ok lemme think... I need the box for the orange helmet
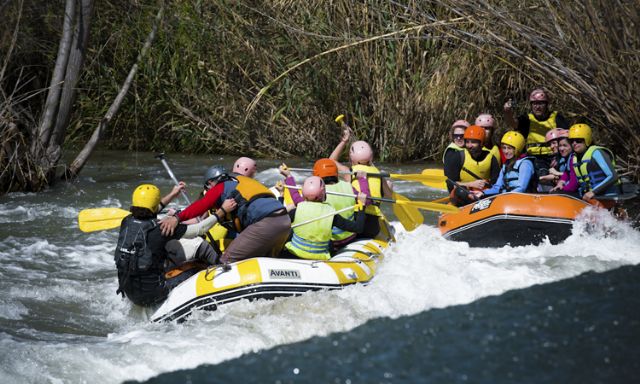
[463,125,486,145]
[313,158,338,179]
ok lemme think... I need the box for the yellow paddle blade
[78,208,130,233]
[395,199,459,214]
[420,169,448,190]
[391,192,424,231]
[387,172,447,184]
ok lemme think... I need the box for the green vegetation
[2,0,638,192]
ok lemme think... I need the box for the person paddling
[280,158,369,249]
[444,125,500,206]
[281,176,367,260]
[329,127,393,239]
[114,184,235,307]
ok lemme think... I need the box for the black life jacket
[114,215,167,306]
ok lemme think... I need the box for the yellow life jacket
[351,164,383,216]
[526,111,558,156]
[572,145,621,195]
[460,148,493,182]
[285,201,335,260]
[325,180,356,241]
[206,223,229,251]
[442,142,465,163]
[219,175,276,232]
[486,144,501,162]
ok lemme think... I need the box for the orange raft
[438,193,591,247]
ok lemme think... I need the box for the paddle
[420,169,448,190]
[78,207,130,233]
[155,153,217,244]
[155,153,193,205]
[291,205,358,229]
[284,185,458,214]
[286,167,447,185]
[391,192,424,231]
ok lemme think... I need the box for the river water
[1,151,638,383]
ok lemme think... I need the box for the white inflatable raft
[150,238,389,322]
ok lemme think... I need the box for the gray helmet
[203,165,229,186]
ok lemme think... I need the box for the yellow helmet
[132,184,161,212]
[501,131,526,155]
[568,123,592,146]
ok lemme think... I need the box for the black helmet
[203,165,229,187]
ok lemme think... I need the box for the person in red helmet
[474,113,503,163]
[232,157,258,178]
[442,119,470,164]
[443,125,500,206]
[503,88,569,156]
[281,176,367,260]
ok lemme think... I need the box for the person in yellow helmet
[567,123,621,201]
[480,131,536,196]
[114,184,236,307]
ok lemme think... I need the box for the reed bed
[1,0,638,193]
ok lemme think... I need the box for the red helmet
[451,119,470,129]
[302,176,326,202]
[545,128,569,143]
[474,114,495,128]
[529,88,549,102]
[313,158,338,179]
[349,141,373,164]
[233,157,257,177]
[463,125,486,145]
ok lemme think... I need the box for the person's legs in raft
[220,213,291,264]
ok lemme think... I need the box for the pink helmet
[545,128,569,143]
[302,176,326,202]
[451,119,470,129]
[349,141,373,164]
[529,88,549,102]
[475,114,495,128]
[233,157,257,177]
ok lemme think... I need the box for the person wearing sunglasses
[567,123,621,201]
[442,119,470,164]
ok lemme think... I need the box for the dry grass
[1,0,639,194]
